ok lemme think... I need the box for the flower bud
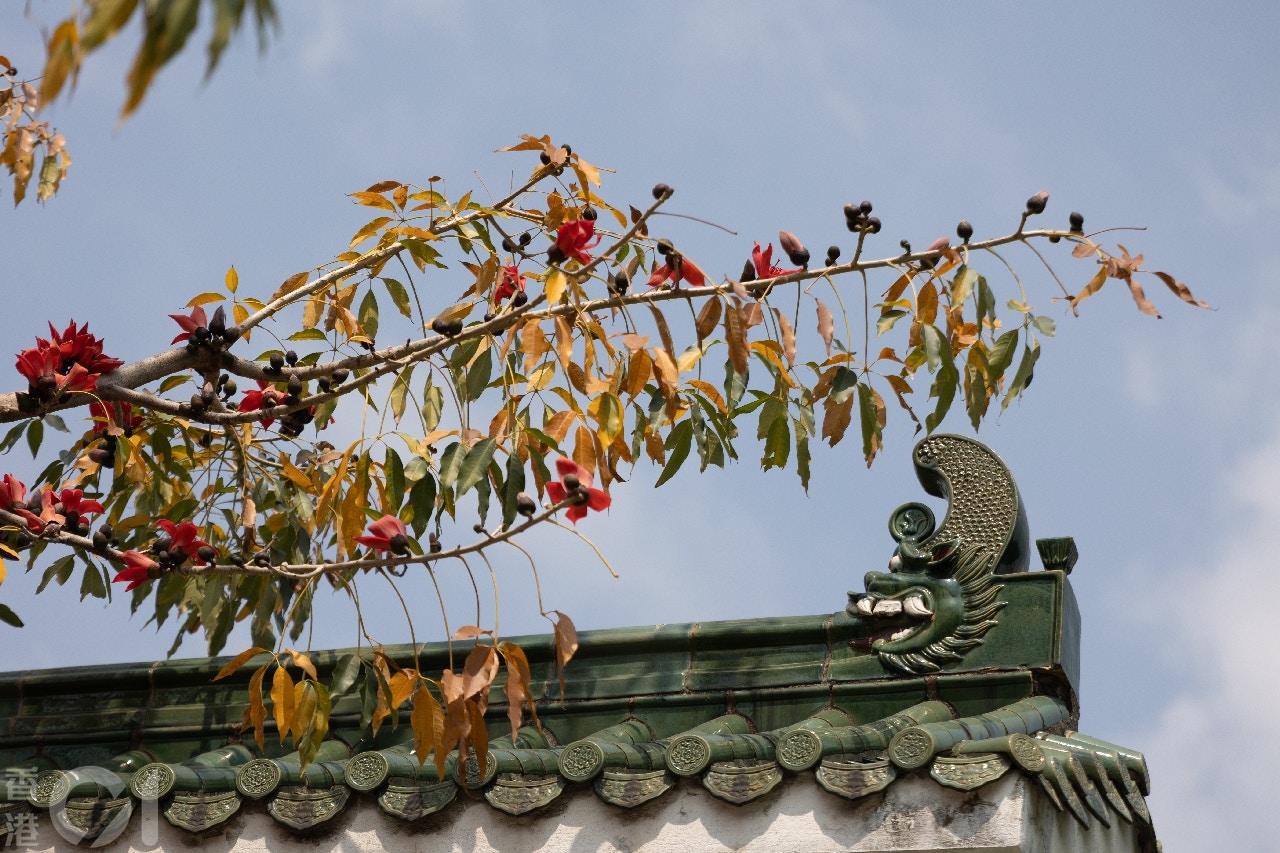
[652,183,673,200]
[516,492,537,516]
[389,533,409,555]
[269,352,285,371]
[1026,191,1049,215]
[1069,211,1084,233]
[957,220,973,243]
[209,306,227,337]
[332,368,349,385]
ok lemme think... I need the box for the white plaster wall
[25,773,1145,853]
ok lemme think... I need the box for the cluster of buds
[844,201,881,235]
[170,305,239,350]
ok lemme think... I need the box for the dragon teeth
[872,599,902,616]
[903,594,933,617]
[890,627,913,641]
[855,597,875,616]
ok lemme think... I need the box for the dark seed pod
[189,393,206,412]
[512,291,528,307]
[539,151,551,165]
[900,239,912,253]
[581,206,597,221]
[1026,191,1049,215]
[191,326,211,345]
[652,182,673,200]
[547,245,566,265]
[287,375,303,397]
[253,550,270,567]
[197,545,218,564]
[609,271,630,294]
[501,237,518,253]
[957,220,973,243]
[428,532,442,553]
[843,203,861,220]
[75,519,90,537]
[656,238,674,256]
[483,311,496,323]
[209,306,226,337]
[518,232,532,247]
[860,200,873,214]
[826,245,841,264]
[269,352,285,371]
[221,328,241,344]
[516,492,537,516]
[331,368,349,385]
[446,320,464,335]
[1069,211,1084,233]
[261,389,279,408]
[865,217,882,235]
[285,350,298,366]
[741,260,757,283]
[88,448,114,466]
[389,533,410,555]
[92,527,110,551]
[431,318,451,335]
[1049,235,1061,243]
[222,379,237,396]
[562,473,580,492]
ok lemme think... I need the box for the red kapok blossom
[554,220,599,265]
[647,256,707,288]
[156,519,215,566]
[13,487,62,532]
[545,458,611,524]
[494,266,527,304]
[89,401,143,434]
[750,242,800,280]
[169,305,209,344]
[240,380,279,428]
[113,551,158,591]
[0,474,26,510]
[45,320,124,375]
[356,515,410,555]
[57,488,104,519]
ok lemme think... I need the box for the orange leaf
[365,180,402,193]
[773,308,797,367]
[214,646,270,681]
[498,641,539,737]
[695,298,723,343]
[725,299,749,375]
[271,666,295,742]
[554,316,574,370]
[816,300,835,357]
[625,348,653,400]
[411,685,441,768]
[350,190,396,210]
[271,271,309,301]
[248,665,268,751]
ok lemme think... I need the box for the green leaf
[465,348,493,403]
[921,324,945,373]
[43,414,69,433]
[37,556,75,593]
[1031,315,1057,337]
[976,275,996,325]
[655,420,693,487]
[761,412,790,470]
[0,423,26,453]
[501,452,526,530]
[390,364,413,424]
[79,563,107,601]
[876,309,908,336]
[829,365,859,404]
[382,278,413,319]
[407,475,437,538]
[756,397,786,441]
[987,329,1019,385]
[403,454,430,485]
[724,360,749,411]
[385,447,405,509]
[1001,341,1041,412]
[329,653,362,696]
[358,288,379,342]
[796,432,812,491]
[455,439,497,497]
[158,373,191,393]
[421,376,444,431]
[26,419,43,459]
[0,603,23,628]
[287,328,329,342]
[858,384,885,463]
[952,265,978,304]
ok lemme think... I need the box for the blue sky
[3,2,1279,849]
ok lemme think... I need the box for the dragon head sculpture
[846,434,1028,675]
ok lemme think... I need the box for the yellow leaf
[271,271,309,301]
[248,665,268,751]
[303,294,325,329]
[554,316,573,370]
[0,541,19,560]
[226,266,239,294]
[411,686,441,767]
[271,666,294,742]
[527,362,555,392]
[233,303,249,326]
[676,347,703,374]
[281,457,313,490]
[289,650,318,681]
[213,646,270,681]
[185,291,225,307]
[545,268,568,304]
[350,191,396,210]
[350,216,393,249]
[0,557,5,586]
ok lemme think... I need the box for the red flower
[89,401,143,434]
[545,458,610,524]
[14,487,62,532]
[750,242,799,280]
[169,305,209,344]
[57,488,104,519]
[647,256,707,288]
[156,519,215,565]
[554,220,599,265]
[240,380,279,428]
[0,474,26,510]
[113,551,158,591]
[15,321,121,395]
[45,321,124,375]
[494,266,527,303]
[356,515,410,555]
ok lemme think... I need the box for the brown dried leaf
[816,300,835,356]
[647,305,677,366]
[411,685,440,768]
[1125,278,1161,318]
[550,611,579,698]
[739,301,764,330]
[625,348,652,399]
[621,333,650,353]
[389,670,417,711]
[554,316,574,370]
[271,271,309,301]
[1072,241,1099,259]
[366,180,402,193]
[1153,272,1210,309]
[916,281,939,326]
[822,395,854,447]
[498,641,539,737]
[695,298,723,343]
[725,299,749,374]
[773,308,797,367]
[1068,266,1109,313]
